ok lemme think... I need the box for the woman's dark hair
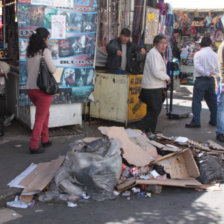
[153,34,166,45]
[26,27,50,57]
[200,36,212,47]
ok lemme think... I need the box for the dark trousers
[191,77,217,125]
[28,89,52,148]
[137,88,165,133]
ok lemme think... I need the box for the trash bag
[196,152,224,184]
[68,138,122,201]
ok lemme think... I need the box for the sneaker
[216,134,224,143]
[41,141,52,147]
[185,123,201,128]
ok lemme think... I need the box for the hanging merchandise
[144,7,160,44]
[132,0,145,44]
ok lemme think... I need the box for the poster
[53,0,74,9]
[18,0,98,106]
[144,7,160,44]
[51,15,66,39]
[31,0,53,6]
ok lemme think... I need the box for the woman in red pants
[26,27,56,154]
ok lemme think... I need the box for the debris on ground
[7,126,224,208]
[0,208,22,223]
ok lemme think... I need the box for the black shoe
[216,134,224,143]
[29,147,45,154]
[185,123,201,128]
[0,129,4,137]
[209,121,216,126]
[41,141,52,147]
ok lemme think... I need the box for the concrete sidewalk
[0,85,221,207]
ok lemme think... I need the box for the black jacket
[106,38,144,73]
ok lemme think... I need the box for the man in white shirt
[186,36,218,128]
[136,35,171,133]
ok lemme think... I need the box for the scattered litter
[113,190,120,196]
[14,144,22,148]
[196,152,224,184]
[4,114,15,126]
[139,175,151,180]
[7,127,224,207]
[150,170,160,179]
[35,209,44,213]
[7,196,34,209]
[81,193,90,200]
[145,193,152,198]
[141,185,162,194]
[175,137,188,144]
[122,191,131,197]
[131,187,141,193]
[67,202,78,208]
[137,192,145,197]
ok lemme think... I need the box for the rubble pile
[7,126,224,207]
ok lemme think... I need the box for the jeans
[136,88,165,133]
[191,77,217,125]
[217,92,224,135]
[28,89,52,148]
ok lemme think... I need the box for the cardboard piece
[99,126,158,166]
[136,178,202,187]
[0,208,22,224]
[130,135,158,156]
[207,140,224,151]
[20,157,64,197]
[156,149,200,179]
[19,195,33,203]
[149,140,165,149]
[116,178,136,192]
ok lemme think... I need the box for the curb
[0,189,21,208]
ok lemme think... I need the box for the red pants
[28,89,52,148]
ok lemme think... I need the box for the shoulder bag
[37,50,59,95]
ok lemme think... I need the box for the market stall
[174,9,224,84]
[91,0,176,124]
[1,0,98,128]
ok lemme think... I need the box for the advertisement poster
[144,7,159,45]
[18,0,98,106]
[31,0,53,6]
[51,15,66,39]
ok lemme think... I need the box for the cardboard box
[156,149,200,179]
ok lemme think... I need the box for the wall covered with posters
[17,0,98,106]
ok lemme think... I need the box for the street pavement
[0,85,224,224]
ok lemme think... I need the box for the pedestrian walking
[136,35,171,134]
[26,27,56,153]
[186,36,218,128]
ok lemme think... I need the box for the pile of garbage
[7,126,224,207]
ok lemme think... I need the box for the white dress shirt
[193,47,219,78]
